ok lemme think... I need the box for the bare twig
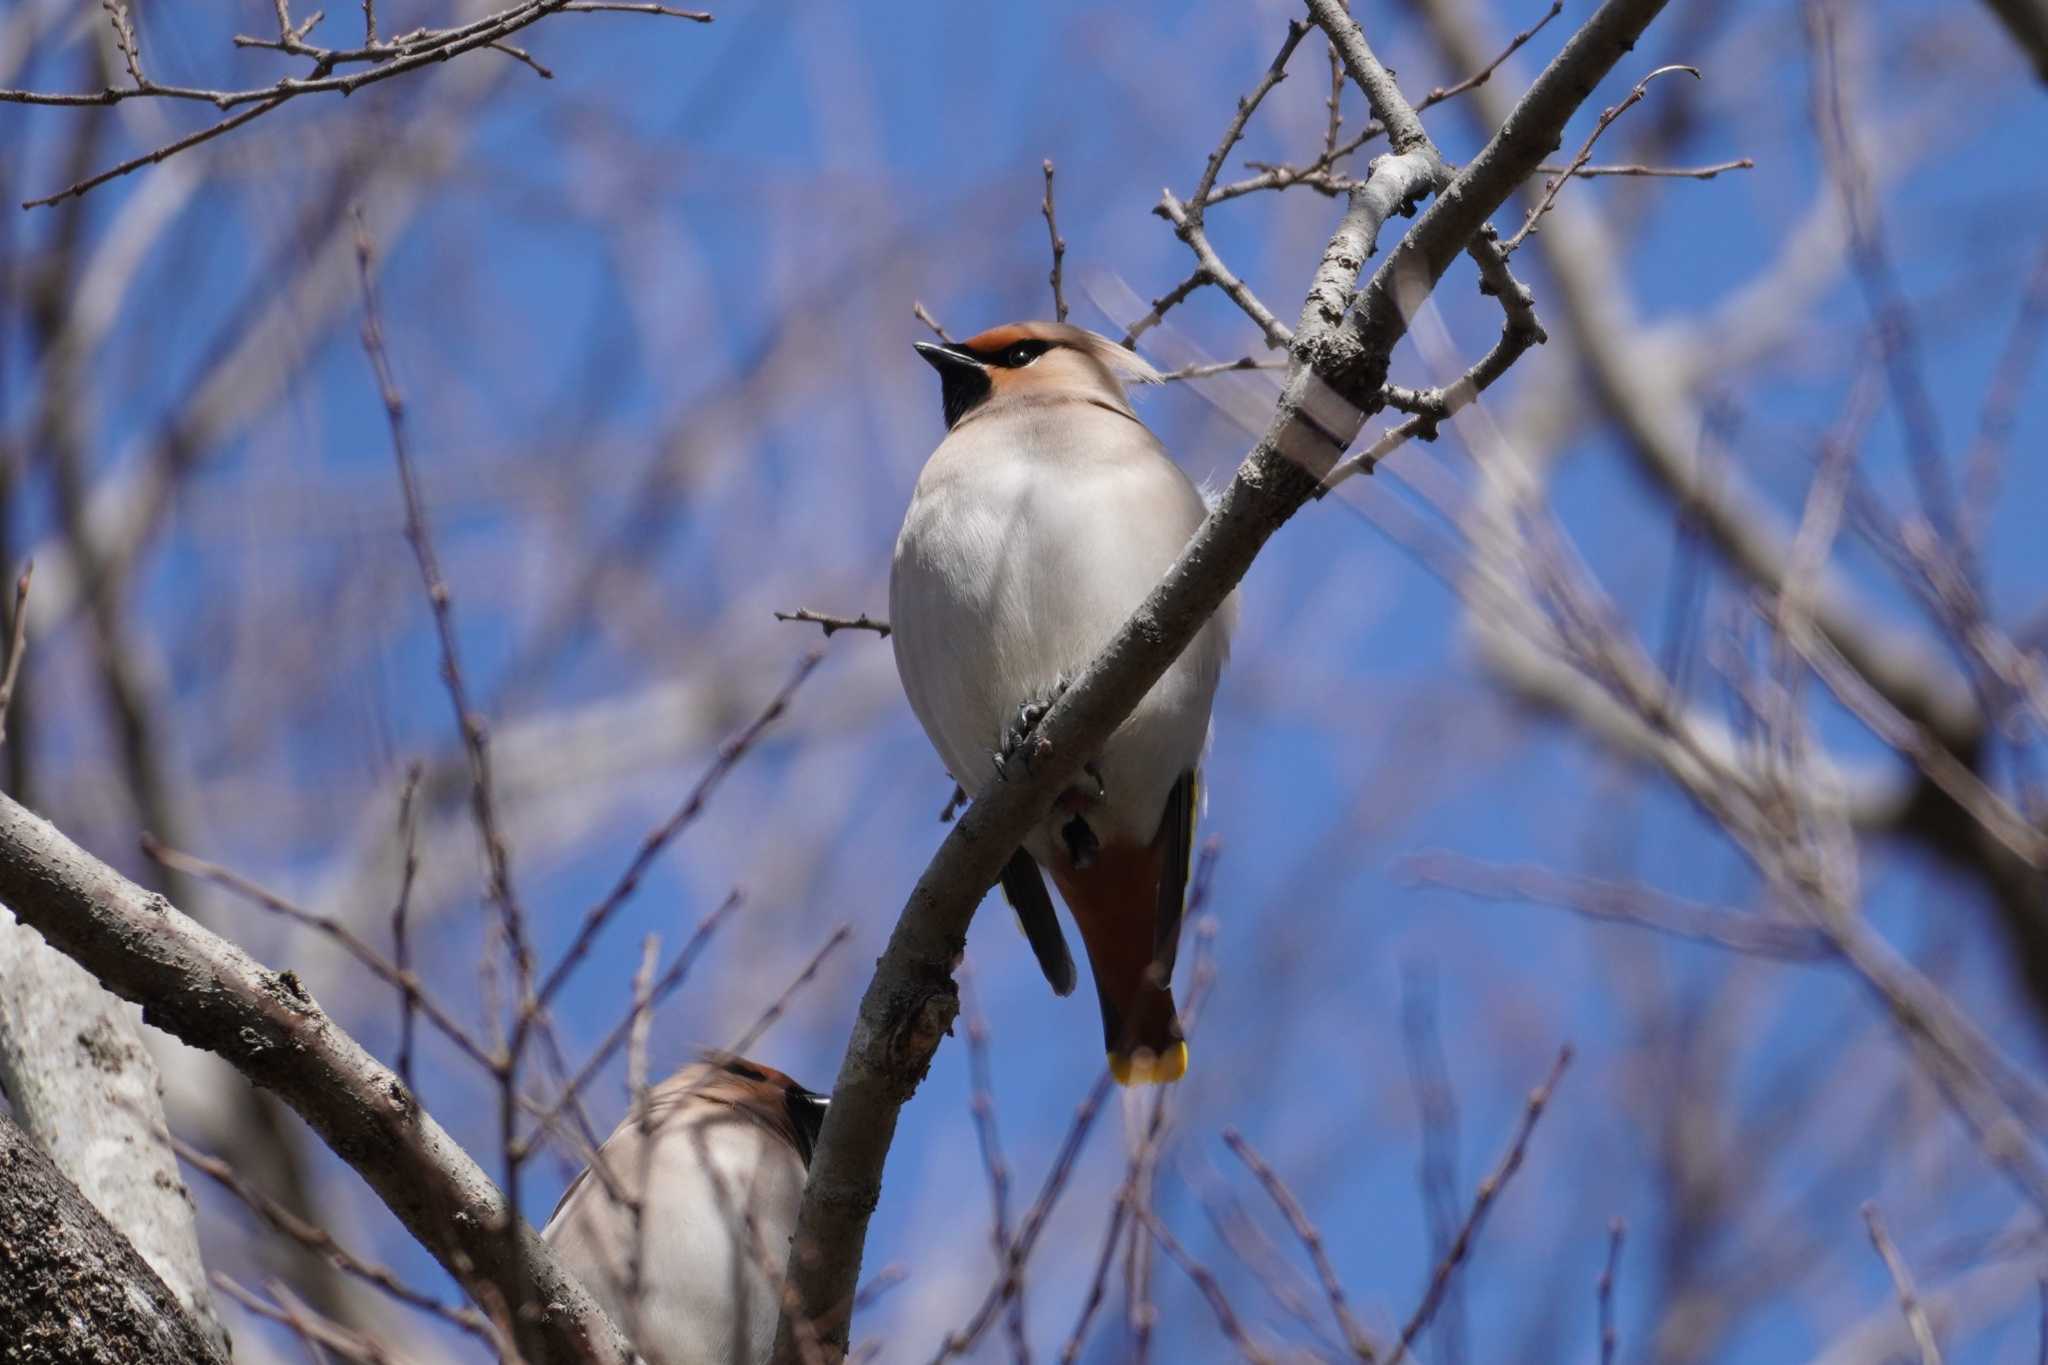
[355,214,536,1019]
[22,95,286,211]
[1211,0,1563,207]
[212,1276,401,1365]
[535,651,818,1008]
[1196,21,1313,208]
[390,763,423,1092]
[1401,964,1464,1365]
[104,0,146,86]
[1145,20,1318,350]
[621,933,660,1336]
[1598,1218,1624,1365]
[1323,35,1345,159]
[1531,157,1753,178]
[1156,192,1294,350]
[561,1,712,14]
[1119,270,1208,349]
[912,302,954,343]
[1056,1188,1130,1364]
[175,1137,492,1343]
[942,854,1222,1365]
[1192,1176,1339,1355]
[1312,2,1434,155]
[358,212,550,1236]
[1862,1203,1945,1365]
[925,1073,1119,1362]
[1807,0,1959,550]
[1400,853,1834,959]
[1385,1046,1572,1365]
[141,835,495,1073]
[1962,236,2048,553]
[514,890,748,1153]
[1504,65,1702,253]
[1042,159,1068,323]
[1411,0,1564,118]
[6,0,713,206]
[1134,1207,1276,1365]
[1222,1130,1379,1360]
[1157,356,1287,384]
[732,926,854,1067]
[488,40,554,78]
[0,561,30,746]
[775,609,891,639]
[958,961,1029,1363]
[1326,225,1547,487]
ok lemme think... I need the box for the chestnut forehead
[960,323,1055,353]
[729,1060,795,1087]
[694,1056,795,1091]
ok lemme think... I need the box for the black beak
[914,340,985,376]
[916,340,994,429]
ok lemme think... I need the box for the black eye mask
[915,338,1059,428]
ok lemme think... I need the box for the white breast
[889,397,1233,850]
[543,1109,805,1365]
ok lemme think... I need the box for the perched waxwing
[890,321,1233,1086]
[542,1055,828,1365]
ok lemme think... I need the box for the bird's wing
[1000,847,1077,996]
[1153,768,1198,978]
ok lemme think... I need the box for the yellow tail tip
[1109,1042,1189,1086]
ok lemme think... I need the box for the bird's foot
[991,677,1070,780]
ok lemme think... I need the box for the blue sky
[8,0,2048,1359]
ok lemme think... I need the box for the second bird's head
[914,321,1161,430]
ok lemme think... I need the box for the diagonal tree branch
[0,792,632,1365]
[770,1,1672,1358]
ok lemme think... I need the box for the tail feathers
[1111,1044,1188,1086]
[1049,842,1187,1087]
[1000,848,1077,996]
[1108,975,1187,1085]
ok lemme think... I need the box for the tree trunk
[0,913,228,1356]
[0,1108,228,1365]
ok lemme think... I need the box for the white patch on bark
[0,907,228,1355]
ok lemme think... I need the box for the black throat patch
[939,365,994,430]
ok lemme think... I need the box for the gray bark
[0,1107,229,1365]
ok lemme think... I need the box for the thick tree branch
[0,793,632,1365]
[771,1,1672,1358]
[0,1109,228,1365]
